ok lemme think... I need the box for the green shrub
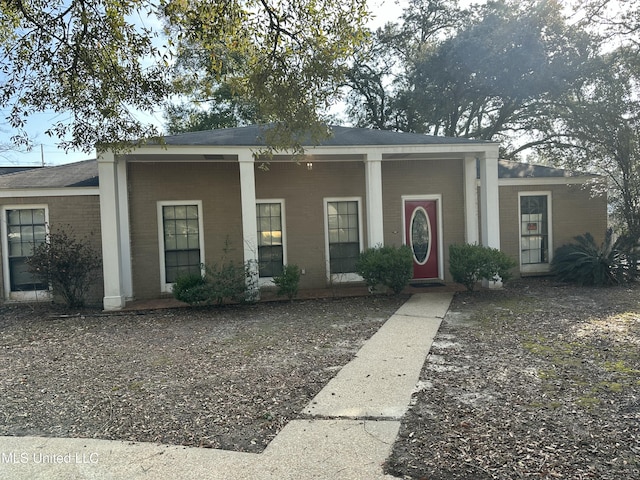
[205,259,256,305]
[172,260,258,306]
[356,245,413,294]
[172,273,209,304]
[26,227,102,308]
[551,229,633,285]
[449,243,516,291]
[272,264,301,300]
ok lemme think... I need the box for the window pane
[260,217,272,232]
[33,209,45,224]
[186,219,199,235]
[165,236,177,250]
[34,225,46,243]
[19,210,33,225]
[163,206,175,220]
[8,210,20,225]
[174,205,187,219]
[187,235,199,249]
[520,196,549,265]
[186,205,198,219]
[162,204,201,283]
[256,203,284,277]
[21,226,34,243]
[176,235,189,250]
[6,208,48,291]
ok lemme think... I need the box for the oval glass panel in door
[410,207,431,265]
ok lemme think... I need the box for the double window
[325,198,363,280]
[257,201,285,278]
[158,202,204,289]
[2,206,48,297]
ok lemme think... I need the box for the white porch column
[116,159,133,299]
[98,152,126,310]
[238,152,259,297]
[464,155,479,245]
[364,152,384,248]
[479,150,501,249]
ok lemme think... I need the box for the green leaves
[25,226,102,308]
[2,0,370,153]
[449,243,517,291]
[551,229,637,286]
[356,245,413,295]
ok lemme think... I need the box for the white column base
[103,295,126,311]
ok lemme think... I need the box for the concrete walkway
[0,293,452,480]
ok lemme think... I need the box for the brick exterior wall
[0,194,103,305]
[127,162,243,300]
[255,161,367,289]
[496,182,608,274]
[126,159,608,300]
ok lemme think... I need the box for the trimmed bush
[172,260,258,306]
[272,264,301,300]
[172,273,209,304]
[449,243,516,291]
[356,245,413,294]
[551,229,634,285]
[26,227,102,308]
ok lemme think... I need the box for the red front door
[404,199,439,280]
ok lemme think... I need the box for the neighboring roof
[496,160,594,179]
[0,166,42,176]
[0,159,98,189]
[158,125,491,147]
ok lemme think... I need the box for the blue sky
[0,0,406,167]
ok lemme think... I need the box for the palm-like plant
[551,229,632,286]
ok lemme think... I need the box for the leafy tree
[535,48,640,242]
[345,0,596,159]
[0,0,369,153]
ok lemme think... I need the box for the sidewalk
[0,293,452,480]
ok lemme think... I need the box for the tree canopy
[344,0,640,240]
[0,0,370,152]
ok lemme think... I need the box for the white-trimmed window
[158,201,205,291]
[519,192,552,272]
[1,205,49,300]
[257,200,286,279]
[324,198,363,282]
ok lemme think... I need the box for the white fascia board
[0,187,99,198]
[119,143,499,160]
[124,145,257,159]
[306,144,499,157]
[496,177,597,187]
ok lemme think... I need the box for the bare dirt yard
[1,279,638,480]
[0,295,407,453]
[386,278,640,480]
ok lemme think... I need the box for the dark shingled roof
[496,160,590,179]
[0,159,98,189]
[0,166,42,176]
[159,125,490,147]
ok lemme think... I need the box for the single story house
[0,125,607,309]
